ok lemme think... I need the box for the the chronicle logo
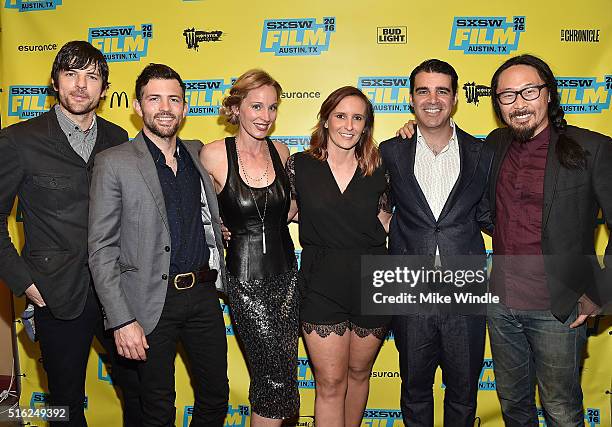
[9,85,54,119]
[183,404,250,427]
[362,409,403,425]
[357,76,411,113]
[88,24,153,62]
[560,29,600,43]
[184,78,234,116]
[449,16,526,54]
[183,27,223,51]
[109,91,129,109]
[5,0,62,11]
[556,76,612,114]
[377,27,407,44]
[260,17,336,56]
[274,136,310,154]
[463,82,491,105]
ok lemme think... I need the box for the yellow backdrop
[1,0,610,426]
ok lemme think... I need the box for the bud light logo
[5,0,62,11]
[274,136,310,154]
[449,16,525,54]
[297,357,315,389]
[184,79,234,116]
[555,76,612,114]
[8,85,54,119]
[183,404,250,427]
[88,24,153,62]
[362,408,403,426]
[537,407,600,426]
[220,301,235,336]
[357,77,411,113]
[261,17,335,56]
[478,358,495,390]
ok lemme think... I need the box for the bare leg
[250,412,283,427]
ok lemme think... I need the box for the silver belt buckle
[174,272,195,290]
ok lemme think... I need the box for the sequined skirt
[226,268,300,419]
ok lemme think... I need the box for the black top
[218,137,295,281]
[143,133,209,275]
[286,151,389,252]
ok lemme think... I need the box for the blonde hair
[220,69,283,125]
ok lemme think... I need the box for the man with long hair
[487,54,611,426]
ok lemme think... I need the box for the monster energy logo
[463,82,492,105]
[183,27,223,51]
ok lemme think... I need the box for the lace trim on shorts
[302,321,388,340]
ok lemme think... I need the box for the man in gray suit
[88,63,228,426]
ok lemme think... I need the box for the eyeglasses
[495,84,548,105]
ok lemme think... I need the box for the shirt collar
[54,104,96,136]
[416,118,458,155]
[142,131,183,165]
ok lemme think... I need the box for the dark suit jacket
[0,108,128,319]
[380,125,494,265]
[487,125,612,321]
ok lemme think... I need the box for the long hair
[307,86,380,176]
[491,54,586,169]
[220,69,282,125]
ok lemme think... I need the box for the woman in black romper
[286,86,392,426]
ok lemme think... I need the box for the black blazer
[380,125,494,266]
[0,108,128,319]
[487,125,612,322]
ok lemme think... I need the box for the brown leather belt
[170,267,218,290]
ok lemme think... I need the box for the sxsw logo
[97,354,112,384]
[449,16,525,54]
[5,0,61,11]
[8,85,54,119]
[274,136,310,154]
[362,408,403,426]
[537,407,600,426]
[185,79,234,116]
[357,77,411,113]
[88,24,153,62]
[220,301,234,336]
[294,248,302,268]
[261,17,336,56]
[30,392,88,410]
[297,357,315,389]
[556,76,612,114]
[183,404,250,427]
[478,358,495,390]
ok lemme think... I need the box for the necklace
[236,137,270,254]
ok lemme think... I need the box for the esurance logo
[261,17,335,56]
[183,404,250,427]
[220,302,235,336]
[8,85,54,119]
[297,357,315,388]
[556,76,612,114]
[537,407,600,426]
[449,16,525,54]
[88,24,153,62]
[185,79,233,116]
[5,0,61,11]
[357,77,411,113]
[274,136,310,154]
[362,408,403,426]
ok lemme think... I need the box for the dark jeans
[35,286,142,427]
[393,314,486,427]
[138,281,228,427]
[487,303,586,427]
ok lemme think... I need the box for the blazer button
[435,227,441,233]
[162,274,168,280]
[164,246,170,252]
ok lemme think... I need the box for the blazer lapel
[489,130,513,221]
[132,132,170,233]
[542,128,561,230]
[438,129,481,222]
[394,136,436,221]
[183,140,220,220]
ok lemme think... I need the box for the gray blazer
[88,131,226,335]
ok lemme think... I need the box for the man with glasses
[486,54,611,426]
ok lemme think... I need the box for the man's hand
[396,120,417,139]
[569,294,601,328]
[114,321,149,360]
[25,284,46,307]
[221,223,231,242]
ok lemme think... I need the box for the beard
[143,112,181,138]
[59,90,100,116]
[507,109,538,143]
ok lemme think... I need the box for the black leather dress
[217,136,299,418]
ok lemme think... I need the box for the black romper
[286,151,390,339]
[217,137,299,418]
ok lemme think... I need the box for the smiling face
[325,95,367,152]
[134,78,187,139]
[53,64,106,118]
[410,71,457,132]
[234,84,278,141]
[495,64,550,142]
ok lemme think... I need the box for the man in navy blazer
[380,59,494,427]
